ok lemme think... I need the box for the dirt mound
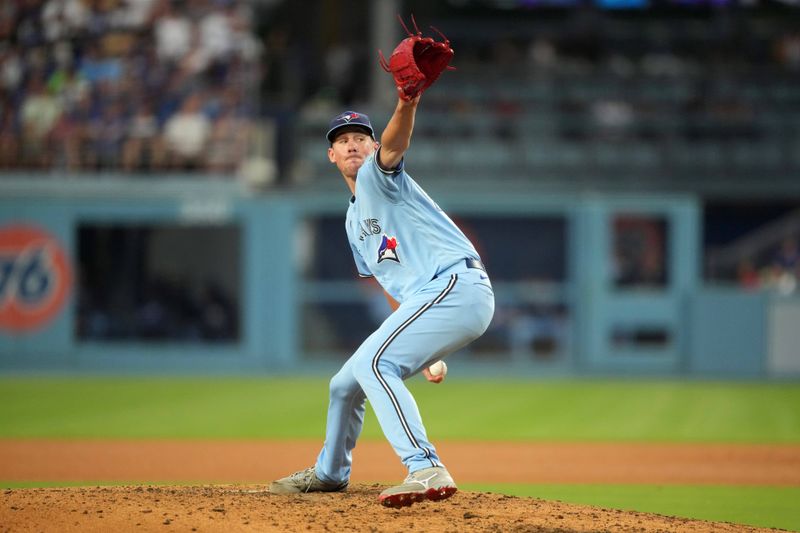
[1,485,784,533]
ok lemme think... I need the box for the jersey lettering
[358,218,382,241]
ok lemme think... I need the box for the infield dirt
[2,440,798,532]
[1,484,789,533]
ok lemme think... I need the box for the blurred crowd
[463,22,800,146]
[3,1,799,180]
[0,0,261,173]
[289,7,800,188]
[738,236,800,295]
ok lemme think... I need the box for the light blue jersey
[313,117,494,490]
[314,148,494,483]
[346,150,481,302]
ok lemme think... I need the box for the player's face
[328,129,378,179]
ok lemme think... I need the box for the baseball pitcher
[270,17,495,508]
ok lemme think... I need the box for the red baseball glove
[379,15,455,102]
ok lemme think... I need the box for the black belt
[433,258,486,279]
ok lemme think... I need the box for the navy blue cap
[326,111,374,143]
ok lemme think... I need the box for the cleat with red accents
[378,466,457,507]
[426,486,457,501]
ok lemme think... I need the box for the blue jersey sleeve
[349,240,373,278]
[358,149,409,203]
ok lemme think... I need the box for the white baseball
[428,360,447,377]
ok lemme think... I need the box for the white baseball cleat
[378,466,457,508]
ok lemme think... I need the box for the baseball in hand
[428,360,447,377]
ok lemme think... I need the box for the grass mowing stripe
[462,484,800,532]
[1,377,799,442]
[413,380,800,443]
[0,377,331,439]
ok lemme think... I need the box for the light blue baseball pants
[314,267,495,484]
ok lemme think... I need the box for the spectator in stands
[89,100,127,169]
[53,89,94,170]
[41,0,89,43]
[48,61,89,110]
[50,100,78,170]
[0,5,15,44]
[0,109,19,169]
[122,100,164,171]
[163,93,211,170]
[15,0,46,49]
[199,1,236,63]
[770,237,800,295]
[20,75,62,168]
[116,0,158,30]
[205,105,251,173]
[0,49,24,94]
[154,0,192,65]
[78,41,122,85]
[85,0,117,39]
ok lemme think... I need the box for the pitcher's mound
[1,484,783,532]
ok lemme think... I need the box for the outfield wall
[0,177,796,378]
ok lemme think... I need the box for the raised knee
[352,354,400,385]
[329,370,359,401]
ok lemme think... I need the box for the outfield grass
[0,377,798,442]
[462,484,800,532]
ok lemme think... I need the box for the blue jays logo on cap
[327,110,374,142]
[377,234,400,264]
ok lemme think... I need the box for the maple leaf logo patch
[377,234,400,264]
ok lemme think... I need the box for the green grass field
[463,484,800,531]
[1,377,799,530]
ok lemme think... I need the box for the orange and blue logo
[0,224,72,333]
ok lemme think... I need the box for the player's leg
[272,330,382,493]
[313,351,370,484]
[269,362,364,493]
[350,272,494,479]
[271,271,493,497]
[350,272,493,506]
